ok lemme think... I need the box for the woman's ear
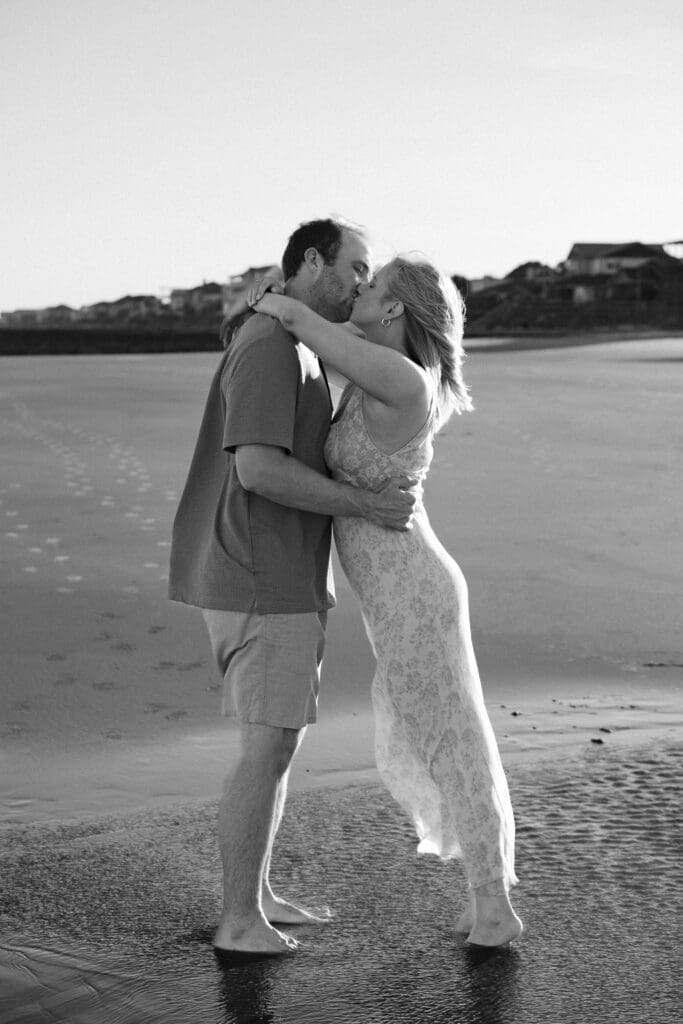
[388,299,404,320]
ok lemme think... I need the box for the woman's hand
[247,275,284,308]
[250,292,292,323]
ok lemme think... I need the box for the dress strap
[331,382,357,423]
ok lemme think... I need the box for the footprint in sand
[148,625,165,634]
[46,653,67,662]
[54,674,78,687]
[2,724,27,738]
[110,641,136,653]
[92,680,117,691]
[165,709,188,720]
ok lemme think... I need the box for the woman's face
[349,263,394,328]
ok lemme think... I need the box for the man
[169,218,415,955]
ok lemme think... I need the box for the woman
[249,255,522,946]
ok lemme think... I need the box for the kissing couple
[169,217,522,954]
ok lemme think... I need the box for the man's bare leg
[214,722,302,954]
[260,762,332,925]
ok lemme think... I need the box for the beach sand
[1,335,681,1022]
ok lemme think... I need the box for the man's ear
[302,247,322,275]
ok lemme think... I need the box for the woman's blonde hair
[384,254,473,428]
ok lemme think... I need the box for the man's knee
[239,723,304,777]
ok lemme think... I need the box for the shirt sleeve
[221,322,300,454]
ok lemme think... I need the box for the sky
[1,0,681,311]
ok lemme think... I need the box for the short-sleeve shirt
[168,313,335,613]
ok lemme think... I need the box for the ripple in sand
[0,744,680,1024]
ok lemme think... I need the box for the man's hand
[360,475,420,532]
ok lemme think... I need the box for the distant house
[189,282,223,313]
[505,261,555,283]
[110,294,164,319]
[222,265,282,321]
[79,295,164,324]
[41,304,79,325]
[169,282,223,316]
[562,242,670,277]
[568,275,611,305]
[0,308,45,327]
[1,305,78,327]
[169,288,192,314]
[80,301,117,323]
[468,275,501,294]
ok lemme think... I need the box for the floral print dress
[325,385,517,889]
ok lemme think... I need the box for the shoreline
[3,675,681,830]
[1,326,681,358]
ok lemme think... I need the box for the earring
[381,317,391,328]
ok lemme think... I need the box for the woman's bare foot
[466,891,523,947]
[213,912,299,955]
[261,891,333,925]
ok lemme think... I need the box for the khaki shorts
[201,609,327,730]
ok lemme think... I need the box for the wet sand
[1,337,682,1021]
[1,742,681,1023]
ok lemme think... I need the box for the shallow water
[1,740,681,1024]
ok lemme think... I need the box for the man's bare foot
[455,894,475,934]
[466,894,523,947]
[213,913,299,955]
[261,892,332,925]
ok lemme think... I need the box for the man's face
[310,231,372,322]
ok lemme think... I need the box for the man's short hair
[281,218,362,282]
